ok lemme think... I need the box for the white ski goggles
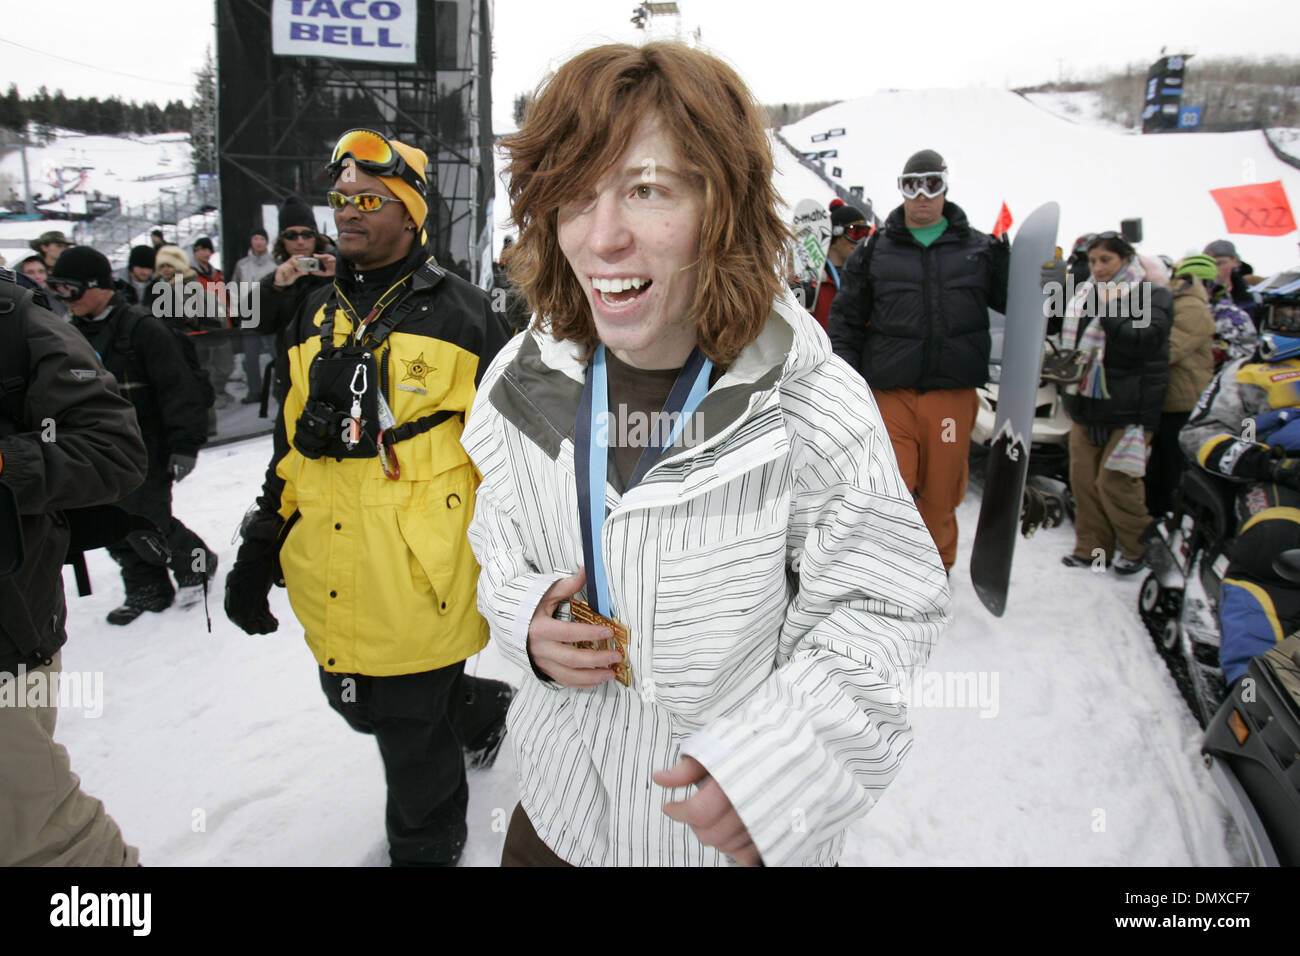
[898,171,947,199]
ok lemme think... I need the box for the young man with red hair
[463,42,949,867]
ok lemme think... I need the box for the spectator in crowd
[806,199,869,334]
[47,247,215,624]
[190,237,235,409]
[18,254,69,319]
[492,235,532,334]
[230,229,277,404]
[1205,239,1262,328]
[1059,233,1172,574]
[469,41,947,867]
[150,229,166,249]
[223,129,513,867]
[154,244,220,434]
[829,148,1009,572]
[253,196,337,406]
[0,265,149,865]
[122,245,159,311]
[231,228,275,286]
[1146,253,1217,517]
[1209,274,1258,368]
[1180,270,1300,686]
[29,230,70,270]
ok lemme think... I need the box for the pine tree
[191,47,217,176]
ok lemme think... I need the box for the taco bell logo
[272,0,418,64]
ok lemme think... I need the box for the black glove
[169,453,197,483]
[1207,438,1300,490]
[224,509,283,635]
[1271,457,1300,491]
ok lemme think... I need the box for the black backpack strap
[381,409,463,448]
[109,307,146,365]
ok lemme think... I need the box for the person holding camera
[223,130,513,867]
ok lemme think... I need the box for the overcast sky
[0,0,1297,133]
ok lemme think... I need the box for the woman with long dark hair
[1060,233,1173,574]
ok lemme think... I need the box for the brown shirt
[603,348,682,493]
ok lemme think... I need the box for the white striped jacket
[461,290,950,866]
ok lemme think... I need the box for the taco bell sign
[272,0,417,64]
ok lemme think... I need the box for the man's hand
[527,569,623,687]
[655,756,761,866]
[272,253,336,289]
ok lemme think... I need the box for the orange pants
[872,387,979,570]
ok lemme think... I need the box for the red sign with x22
[1209,181,1296,236]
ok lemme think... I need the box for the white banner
[271,0,418,65]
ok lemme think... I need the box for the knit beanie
[49,246,113,289]
[278,195,317,234]
[1174,254,1219,282]
[829,198,866,235]
[902,149,947,175]
[128,245,156,270]
[378,138,429,236]
[154,244,192,274]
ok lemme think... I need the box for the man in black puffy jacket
[0,268,148,864]
[829,149,1009,570]
[50,247,215,624]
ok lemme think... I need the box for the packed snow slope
[780,88,1300,274]
[54,434,1243,866]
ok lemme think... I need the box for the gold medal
[570,598,631,687]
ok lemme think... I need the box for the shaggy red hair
[501,43,788,365]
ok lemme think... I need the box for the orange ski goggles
[328,128,426,196]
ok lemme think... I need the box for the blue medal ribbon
[575,344,712,617]
[826,260,840,291]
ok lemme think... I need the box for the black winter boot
[107,583,174,625]
[455,676,516,770]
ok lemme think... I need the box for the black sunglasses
[282,229,316,241]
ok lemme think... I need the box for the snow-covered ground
[51,434,1242,866]
[1023,90,1135,134]
[779,88,1300,275]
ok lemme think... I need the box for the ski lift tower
[631,2,686,43]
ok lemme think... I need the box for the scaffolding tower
[215,0,493,280]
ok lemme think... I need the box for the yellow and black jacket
[258,245,511,676]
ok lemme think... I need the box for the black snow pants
[106,463,211,596]
[319,662,514,866]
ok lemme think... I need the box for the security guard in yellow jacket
[224,131,513,866]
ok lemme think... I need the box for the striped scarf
[1061,258,1147,400]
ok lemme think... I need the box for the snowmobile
[1202,623,1300,866]
[1138,469,1235,729]
[1139,477,1300,865]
